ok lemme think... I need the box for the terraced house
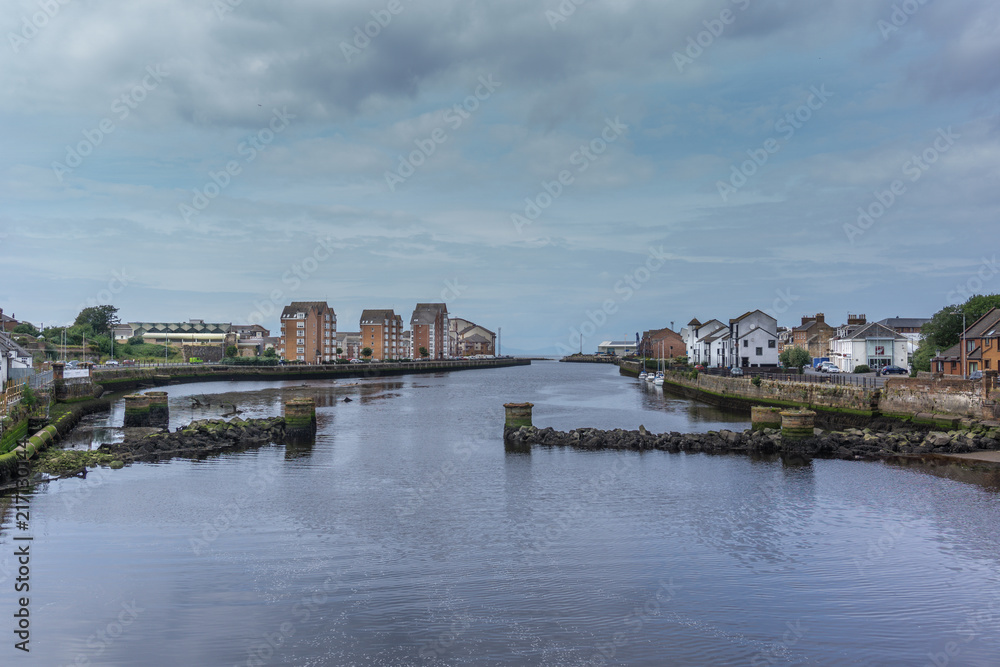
[279,302,336,364]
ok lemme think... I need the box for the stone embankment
[502,424,1000,460]
[99,417,286,463]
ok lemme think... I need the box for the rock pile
[100,417,286,462]
[503,424,1000,460]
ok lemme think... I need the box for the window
[297,347,305,353]
[768,340,776,349]
[985,360,991,370]
[743,340,748,348]
[297,322,305,328]
[755,347,763,356]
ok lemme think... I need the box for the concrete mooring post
[145,392,169,428]
[780,410,816,441]
[284,397,317,440]
[123,394,151,428]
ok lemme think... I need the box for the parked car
[104,359,119,366]
[730,367,744,377]
[122,359,135,366]
[879,365,908,376]
[694,364,706,372]
[968,370,984,380]
[826,365,840,374]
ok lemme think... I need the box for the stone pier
[780,410,816,441]
[751,406,782,431]
[123,394,151,428]
[284,397,316,440]
[503,403,534,429]
[145,392,169,427]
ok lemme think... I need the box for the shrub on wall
[853,365,871,374]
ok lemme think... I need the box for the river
[2,361,999,665]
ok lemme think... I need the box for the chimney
[815,313,825,324]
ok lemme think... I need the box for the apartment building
[335,331,362,360]
[410,303,449,359]
[449,317,496,357]
[279,302,336,363]
[360,309,404,360]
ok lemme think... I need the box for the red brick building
[410,303,449,360]
[360,309,404,360]
[279,302,336,363]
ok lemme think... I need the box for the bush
[751,376,762,387]
[853,364,871,374]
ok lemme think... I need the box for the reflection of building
[410,303,449,359]
[360,309,404,360]
[279,302,336,363]
[932,308,1000,376]
[449,318,495,356]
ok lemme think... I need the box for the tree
[361,347,373,359]
[912,294,1000,371]
[263,347,277,358]
[128,335,145,346]
[419,346,430,359]
[74,305,120,336]
[336,347,343,357]
[780,346,811,371]
[226,345,238,357]
[12,322,39,336]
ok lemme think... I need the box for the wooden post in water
[123,394,151,427]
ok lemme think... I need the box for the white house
[829,322,908,372]
[728,310,779,367]
[706,329,731,368]
[597,341,637,356]
[681,318,726,365]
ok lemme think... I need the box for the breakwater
[93,358,529,393]
[502,423,1000,460]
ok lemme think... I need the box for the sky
[1,0,998,354]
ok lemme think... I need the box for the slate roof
[280,302,332,319]
[876,317,931,330]
[360,309,396,324]
[840,322,907,341]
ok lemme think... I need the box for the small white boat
[645,372,655,382]
[638,370,648,380]
[653,371,664,386]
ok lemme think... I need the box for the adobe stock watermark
[545,0,590,30]
[586,578,681,665]
[340,0,414,62]
[843,126,959,244]
[212,0,243,20]
[384,75,501,191]
[58,600,145,667]
[717,84,833,203]
[673,0,752,72]
[750,620,808,667]
[555,245,668,356]
[947,256,998,304]
[242,236,337,326]
[76,268,134,312]
[922,594,1000,667]
[8,0,72,53]
[52,65,169,183]
[178,107,296,223]
[763,288,799,321]
[510,116,629,234]
[878,0,934,40]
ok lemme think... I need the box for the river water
[2,361,999,666]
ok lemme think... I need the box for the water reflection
[883,455,1000,491]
